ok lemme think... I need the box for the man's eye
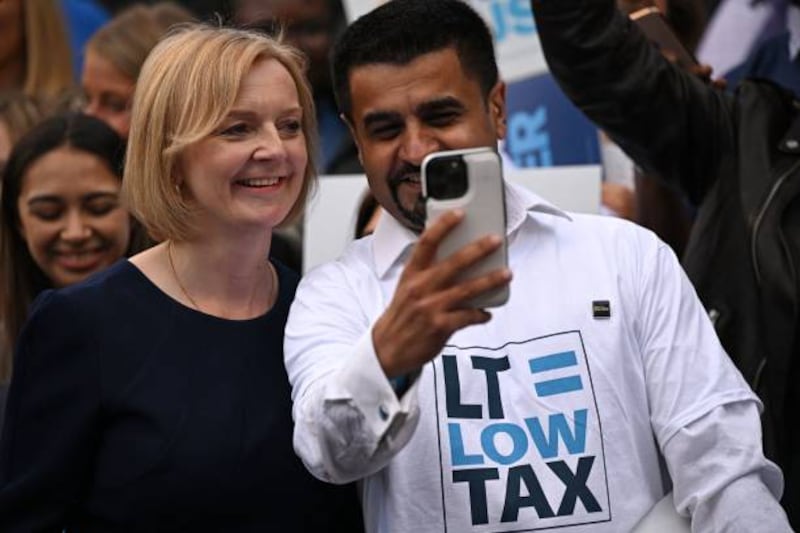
[427,112,459,126]
[369,124,402,139]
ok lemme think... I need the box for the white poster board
[341,0,546,82]
[303,165,601,273]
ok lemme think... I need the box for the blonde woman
[0,25,362,531]
[81,2,194,138]
[0,0,73,98]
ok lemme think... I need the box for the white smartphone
[630,6,697,70]
[422,147,509,308]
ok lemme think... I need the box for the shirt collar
[371,179,571,278]
[788,5,800,60]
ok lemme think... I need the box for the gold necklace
[167,240,202,312]
[166,241,279,315]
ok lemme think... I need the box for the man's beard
[388,162,427,233]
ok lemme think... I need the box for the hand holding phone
[370,147,511,379]
[422,147,509,308]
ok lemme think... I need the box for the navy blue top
[0,260,363,532]
[725,31,800,98]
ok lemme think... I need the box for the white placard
[303,165,601,273]
[341,0,547,82]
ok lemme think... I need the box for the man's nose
[399,125,441,165]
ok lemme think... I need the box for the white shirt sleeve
[284,260,421,484]
[633,236,790,531]
[664,402,790,533]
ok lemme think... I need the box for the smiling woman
[0,24,362,533]
[0,112,148,382]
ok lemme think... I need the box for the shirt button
[378,404,389,421]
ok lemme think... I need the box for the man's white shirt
[285,181,787,532]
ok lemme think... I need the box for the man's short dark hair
[332,0,499,119]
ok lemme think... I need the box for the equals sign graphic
[528,350,584,397]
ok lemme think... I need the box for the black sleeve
[0,290,101,532]
[531,0,736,204]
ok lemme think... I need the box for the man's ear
[488,80,507,140]
[341,112,364,166]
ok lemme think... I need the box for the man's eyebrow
[416,96,466,115]
[363,110,403,129]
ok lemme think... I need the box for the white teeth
[238,176,281,187]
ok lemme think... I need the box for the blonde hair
[22,0,74,98]
[123,24,318,242]
[0,92,46,146]
[85,2,195,81]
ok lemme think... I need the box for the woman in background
[0,112,147,428]
[0,0,73,98]
[0,24,363,531]
[81,2,194,138]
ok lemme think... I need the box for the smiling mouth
[53,248,108,271]
[235,176,286,187]
[401,173,421,186]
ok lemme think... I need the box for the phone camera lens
[427,156,468,200]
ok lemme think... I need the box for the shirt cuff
[337,331,419,440]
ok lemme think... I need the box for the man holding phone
[532,0,800,527]
[284,1,789,531]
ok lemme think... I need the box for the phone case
[422,147,509,308]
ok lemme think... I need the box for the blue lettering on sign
[507,106,553,167]
[447,410,589,464]
[524,409,588,459]
[450,423,485,466]
[481,423,529,465]
[486,0,537,42]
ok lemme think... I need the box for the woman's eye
[219,123,251,136]
[31,208,63,221]
[108,101,128,113]
[85,200,118,216]
[279,120,302,136]
[100,95,130,114]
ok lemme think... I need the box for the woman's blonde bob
[123,24,318,242]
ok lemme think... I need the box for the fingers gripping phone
[422,147,509,308]
[630,6,698,70]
